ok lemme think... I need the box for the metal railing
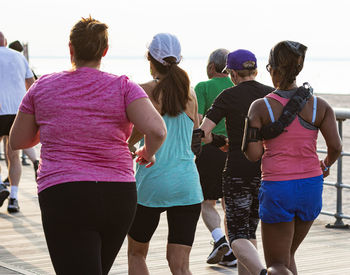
[319,108,350,229]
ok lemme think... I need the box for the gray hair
[208,48,230,73]
[0,32,6,47]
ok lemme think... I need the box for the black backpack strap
[261,82,313,140]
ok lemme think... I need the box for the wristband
[322,160,331,172]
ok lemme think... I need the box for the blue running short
[259,175,323,223]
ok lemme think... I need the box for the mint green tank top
[135,112,204,207]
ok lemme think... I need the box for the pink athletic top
[19,67,148,193]
[261,93,322,181]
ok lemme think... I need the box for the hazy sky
[1,0,350,60]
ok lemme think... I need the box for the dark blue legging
[39,181,137,275]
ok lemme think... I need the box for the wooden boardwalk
[0,161,349,275]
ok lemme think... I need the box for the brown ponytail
[148,52,190,116]
[70,16,108,62]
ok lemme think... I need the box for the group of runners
[2,16,342,275]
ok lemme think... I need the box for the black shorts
[195,143,227,200]
[222,175,260,244]
[128,203,201,246]
[0,115,16,136]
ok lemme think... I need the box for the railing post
[326,120,349,229]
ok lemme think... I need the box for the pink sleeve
[123,77,148,107]
[19,83,37,114]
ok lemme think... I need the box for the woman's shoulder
[305,95,332,117]
[248,97,272,123]
[313,95,333,118]
[138,80,162,112]
[314,95,331,107]
[102,73,144,92]
[38,71,66,81]
[32,71,70,90]
[251,97,269,109]
[99,71,129,83]
[140,80,157,96]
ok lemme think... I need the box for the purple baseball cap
[223,49,257,71]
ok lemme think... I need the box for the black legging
[39,181,137,275]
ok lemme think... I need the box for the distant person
[194,48,236,266]
[127,33,203,275]
[9,40,38,79]
[9,16,166,275]
[200,49,273,275]
[8,40,23,52]
[244,41,342,274]
[0,31,35,213]
[6,40,39,181]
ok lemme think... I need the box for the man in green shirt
[195,49,236,266]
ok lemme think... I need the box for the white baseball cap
[148,33,181,66]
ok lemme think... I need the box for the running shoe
[0,184,10,207]
[218,251,237,267]
[8,198,20,213]
[206,236,230,264]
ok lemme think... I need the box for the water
[29,56,350,94]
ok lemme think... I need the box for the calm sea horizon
[29,56,350,94]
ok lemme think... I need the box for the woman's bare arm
[10,112,39,150]
[318,99,342,176]
[244,99,265,162]
[126,97,166,166]
[127,81,160,151]
[200,117,216,144]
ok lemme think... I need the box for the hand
[320,159,330,178]
[135,146,156,168]
[219,138,229,152]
